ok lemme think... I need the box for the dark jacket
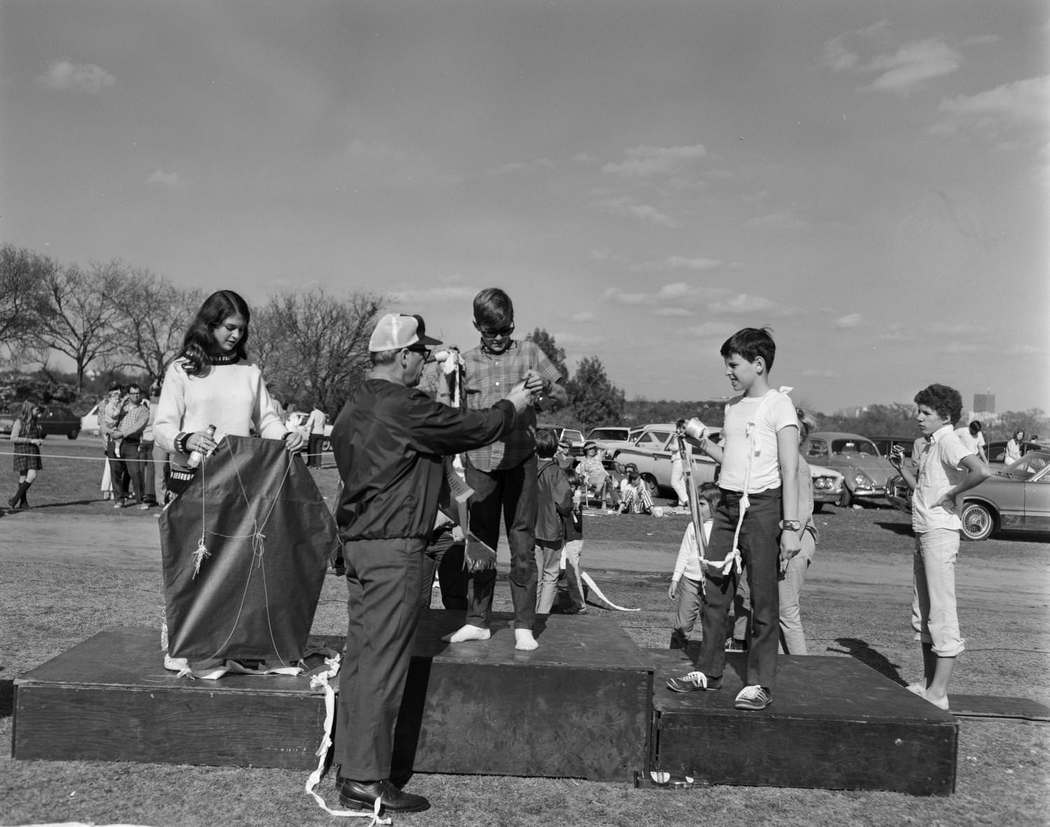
[332,378,515,542]
[535,457,573,544]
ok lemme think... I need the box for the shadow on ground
[826,637,905,685]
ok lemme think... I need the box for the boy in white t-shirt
[889,384,987,711]
[669,328,801,711]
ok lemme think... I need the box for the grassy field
[1,438,1049,825]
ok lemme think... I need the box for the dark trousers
[464,455,538,631]
[119,439,145,503]
[697,487,782,690]
[307,433,325,468]
[335,537,425,781]
[106,439,130,499]
[420,528,468,610]
[139,440,157,504]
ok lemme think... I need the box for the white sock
[514,628,539,651]
[443,624,491,643]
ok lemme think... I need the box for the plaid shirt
[461,339,563,472]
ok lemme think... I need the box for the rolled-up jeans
[912,529,965,657]
[778,529,815,655]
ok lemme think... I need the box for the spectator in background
[618,462,654,514]
[137,381,161,509]
[112,384,150,509]
[954,420,987,464]
[669,419,690,511]
[1004,429,1025,465]
[8,400,44,511]
[147,380,169,505]
[100,385,130,508]
[305,403,327,469]
[577,440,614,512]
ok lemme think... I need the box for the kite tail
[581,571,640,612]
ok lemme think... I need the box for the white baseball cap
[368,313,443,352]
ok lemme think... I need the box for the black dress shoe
[337,778,430,814]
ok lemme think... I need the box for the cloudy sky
[2,0,1047,414]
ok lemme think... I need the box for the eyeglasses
[477,322,514,338]
[405,346,432,361]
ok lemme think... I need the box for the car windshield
[832,439,880,457]
[587,428,627,440]
[563,430,584,443]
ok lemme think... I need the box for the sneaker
[906,682,926,697]
[138,503,151,510]
[734,684,772,710]
[113,498,127,509]
[666,671,722,693]
[725,638,748,652]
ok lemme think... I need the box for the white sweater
[154,359,287,460]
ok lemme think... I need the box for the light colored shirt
[116,399,150,440]
[954,427,985,456]
[911,425,973,533]
[673,519,713,581]
[305,408,327,435]
[717,390,799,493]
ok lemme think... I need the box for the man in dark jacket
[330,312,539,816]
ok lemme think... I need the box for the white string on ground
[304,654,390,824]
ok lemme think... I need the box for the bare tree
[33,260,125,391]
[0,244,55,360]
[107,266,202,383]
[253,288,383,414]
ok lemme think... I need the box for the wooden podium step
[649,649,958,795]
[12,612,653,781]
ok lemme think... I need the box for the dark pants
[420,528,468,610]
[139,440,158,504]
[697,487,782,690]
[307,433,325,468]
[464,455,538,631]
[335,537,425,781]
[107,439,130,499]
[119,439,145,504]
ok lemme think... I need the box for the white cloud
[746,211,808,230]
[146,169,181,188]
[595,196,677,227]
[571,311,595,322]
[822,38,859,72]
[709,293,774,314]
[488,158,555,176]
[388,285,478,303]
[938,341,982,355]
[938,75,1050,126]
[653,307,693,317]
[834,313,862,329]
[602,144,707,178]
[603,287,651,306]
[552,331,605,349]
[666,256,723,271]
[37,59,115,94]
[864,39,961,94]
[686,321,736,338]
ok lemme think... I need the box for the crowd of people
[4,284,998,818]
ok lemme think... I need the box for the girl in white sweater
[154,290,303,498]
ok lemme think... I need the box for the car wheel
[960,502,995,542]
[838,488,852,508]
[813,502,824,513]
[642,474,660,499]
[68,428,80,440]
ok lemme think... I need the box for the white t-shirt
[954,427,985,456]
[717,390,799,493]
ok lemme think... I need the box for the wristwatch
[778,519,802,532]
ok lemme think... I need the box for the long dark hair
[178,290,251,375]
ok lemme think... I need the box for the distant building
[973,393,996,415]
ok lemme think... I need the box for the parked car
[40,405,82,439]
[547,426,586,458]
[800,431,896,507]
[869,436,918,460]
[611,423,722,498]
[80,403,102,436]
[287,411,335,452]
[985,439,1049,465]
[584,426,637,461]
[891,450,1050,541]
[808,463,845,512]
[0,406,15,436]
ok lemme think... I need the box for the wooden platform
[11,612,653,781]
[649,650,958,795]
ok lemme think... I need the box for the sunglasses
[477,322,514,338]
[405,346,432,361]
